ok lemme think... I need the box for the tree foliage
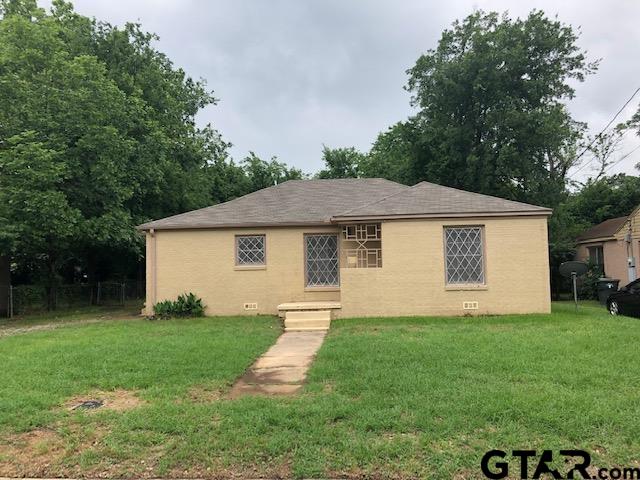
[404,10,597,205]
[316,146,365,179]
[0,0,301,293]
[242,152,304,190]
[361,122,417,184]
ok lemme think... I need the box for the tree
[583,124,629,180]
[0,133,82,307]
[360,122,417,184]
[627,106,640,171]
[406,10,597,206]
[242,152,304,190]
[0,0,230,298]
[316,146,365,179]
[565,174,640,226]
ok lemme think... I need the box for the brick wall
[144,215,551,317]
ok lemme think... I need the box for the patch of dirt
[323,381,335,393]
[0,422,116,478]
[452,468,485,479]
[167,456,293,480]
[0,313,140,338]
[381,431,420,442]
[329,467,421,480]
[0,428,66,477]
[184,384,224,403]
[64,388,145,412]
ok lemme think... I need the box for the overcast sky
[46,0,640,181]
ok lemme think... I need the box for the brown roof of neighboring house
[576,216,629,242]
[138,178,552,231]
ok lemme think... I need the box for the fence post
[96,282,101,305]
[121,282,125,306]
[8,285,13,319]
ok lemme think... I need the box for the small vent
[463,301,479,310]
[244,302,258,310]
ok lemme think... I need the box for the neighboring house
[138,179,552,323]
[576,206,640,286]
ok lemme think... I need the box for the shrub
[152,293,205,319]
[578,260,604,300]
[152,299,175,319]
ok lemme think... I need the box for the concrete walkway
[229,330,327,398]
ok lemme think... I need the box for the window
[587,246,605,275]
[444,226,485,284]
[342,223,382,268]
[305,234,339,287]
[236,235,265,266]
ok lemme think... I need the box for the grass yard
[0,301,143,331]
[1,303,639,478]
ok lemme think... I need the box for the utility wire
[569,86,640,179]
[601,143,640,176]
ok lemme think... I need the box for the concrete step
[284,326,329,332]
[285,310,331,320]
[278,301,341,313]
[285,320,330,330]
[284,309,331,331]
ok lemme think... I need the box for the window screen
[305,234,339,287]
[444,227,485,284]
[587,246,605,275]
[236,235,265,265]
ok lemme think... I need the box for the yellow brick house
[138,179,552,328]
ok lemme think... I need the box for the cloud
[45,0,640,179]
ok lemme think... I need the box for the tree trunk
[86,249,98,304]
[45,253,57,311]
[0,256,9,317]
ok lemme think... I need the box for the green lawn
[0,301,143,330]
[1,303,639,479]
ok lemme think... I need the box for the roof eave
[136,220,335,232]
[612,216,632,237]
[575,236,617,244]
[137,209,553,231]
[331,210,552,222]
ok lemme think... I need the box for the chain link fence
[0,281,145,317]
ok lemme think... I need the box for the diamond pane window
[236,235,265,265]
[305,234,339,287]
[444,227,485,284]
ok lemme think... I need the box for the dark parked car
[607,278,640,318]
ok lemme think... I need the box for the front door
[304,234,339,288]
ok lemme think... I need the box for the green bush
[152,293,205,319]
[579,260,604,300]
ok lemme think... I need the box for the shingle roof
[576,216,628,242]
[332,181,552,220]
[138,179,551,231]
[137,178,409,230]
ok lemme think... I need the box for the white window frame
[443,226,486,285]
[235,234,266,266]
[304,233,340,288]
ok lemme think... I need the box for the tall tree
[316,146,365,179]
[406,10,597,206]
[242,152,304,190]
[0,0,230,297]
[360,122,417,184]
[583,124,629,181]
